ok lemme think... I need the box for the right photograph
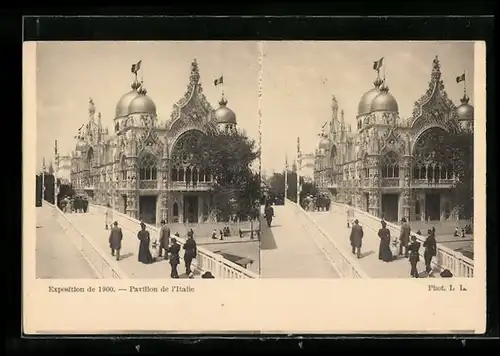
[260,41,475,279]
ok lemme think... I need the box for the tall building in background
[313,56,474,222]
[70,59,239,224]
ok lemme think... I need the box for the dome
[370,85,399,113]
[318,136,331,150]
[456,94,474,121]
[115,80,141,118]
[128,91,157,116]
[214,97,237,124]
[357,77,384,116]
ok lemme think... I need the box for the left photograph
[34,41,261,280]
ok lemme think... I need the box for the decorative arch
[138,152,158,181]
[120,154,127,181]
[380,150,400,178]
[411,126,453,182]
[170,129,211,183]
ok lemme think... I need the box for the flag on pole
[373,57,384,71]
[456,73,466,83]
[131,60,142,74]
[214,76,224,86]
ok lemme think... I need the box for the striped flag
[373,57,384,71]
[456,73,466,83]
[214,76,224,86]
[131,60,142,74]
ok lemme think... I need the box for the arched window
[412,127,452,181]
[381,151,400,178]
[171,166,178,182]
[120,155,127,181]
[139,153,158,181]
[192,167,199,185]
[185,167,192,184]
[173,202,179,216]
[199,167,205,182]
[178,167,185,182]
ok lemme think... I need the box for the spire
[332,95,338,110]
[431,55,442,82]
[88,98,95,116]
[190,58,200,84]
[340,109,345,127]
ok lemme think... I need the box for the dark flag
[214,76,224,86]
[373,57,384,71]
[456,73,466,83]
[131,60,142,74]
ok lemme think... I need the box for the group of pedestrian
[348,215,439,278]
[59,195,89,213]
[106,217,199,279]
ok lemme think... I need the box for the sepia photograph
[23,39,486,334]
[34,41,261,281]
[261,41,476,280]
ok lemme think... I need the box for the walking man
[167,237,181,279]
[157,219,170,259]
[399,217,411,258]
[108,221,123,261]
[349,219,364,259]
[183,232,197,277]
[408,235,421,278]
[423,229,437,275]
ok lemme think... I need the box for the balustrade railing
[90,204,259,279]
[330,202,474,277]
[286,199,369,279]
[45,201,127,279]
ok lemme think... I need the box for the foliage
[267,170,319,205]
[423,128,473,218]
[199,130,260,220]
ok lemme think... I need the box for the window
[139,153,158,180]
[381,151,400,178]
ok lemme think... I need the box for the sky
[260,41,475,176]
[35,41,260,171]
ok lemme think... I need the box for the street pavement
[64,210,200,279]
[309,210,442,278]
[259,205,340,278]
[36,204,98,279]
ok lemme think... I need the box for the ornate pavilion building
[313,56,474,222]
[70,59,238,224]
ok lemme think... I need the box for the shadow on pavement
[359,250,375,259]
[259,217,278,250]
[119,252,134,261]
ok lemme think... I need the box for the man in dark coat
[183,233,197,277]
[82,197,89,213]
[408,235,421,278]
[423,229,437,274]
[264,203,274,227]
[349,219,364,258]
[399,217,411,258]
[108,221,123,261]
[157,219,170,259]
[167,237,181,279]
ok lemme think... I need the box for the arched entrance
[171,130,208,223]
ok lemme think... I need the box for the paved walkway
[260,205,340,278]
[309,210,441,278]
[36,204,98,279]
[64,210,200,279]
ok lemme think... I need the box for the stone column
[400,156,412,221]
[198,195,204,223]
[368,155,381,217]
[159,157,170,222]
[125,156,138,218]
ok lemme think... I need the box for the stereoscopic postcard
[23,40,486,334]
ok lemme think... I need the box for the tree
[423,128,473,219]
[199,130,260,221]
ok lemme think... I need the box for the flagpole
[284,154,288,205]
[221,74,224,98]
[463,70,467,95]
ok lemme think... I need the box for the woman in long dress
[378,220,394,262]
[105,203,112,230]
[137,222,154,264]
